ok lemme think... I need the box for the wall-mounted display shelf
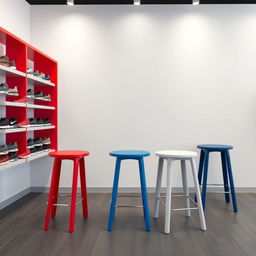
[0,26,58,170]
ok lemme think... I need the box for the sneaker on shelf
[39,72,45,79]
[9,60,16,69]
[8,152,18,162]
[43,137,51,150]
[27,138,35,149]
[35,91,44,99]
[36,118,44,126]
[0,118,11,129]
[33,70,40,77]
[0,155,9,165]
[27,68,34,74]
[43,94,51,101]
[43,118,51,126]
[0,55,9,66]
[0,144,8,155]
[35,145,44,152]
[29,147,37,154]
[18,119,30,128]
[34,138,43,146]
[18,152,29,159]
[29,118,38,126]
[9,118,17,127]
[8,86,19,96]
[0,83,9,93]
[27,89,34,98]
[43,75,51,81]
[7,142,18,152]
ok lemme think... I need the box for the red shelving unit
[0,26,58,170]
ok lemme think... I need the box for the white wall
[30,5,256,189]
[0,0,31,205]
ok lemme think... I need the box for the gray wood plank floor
[0,193,256,256]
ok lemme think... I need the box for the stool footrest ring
[115,205,144,208]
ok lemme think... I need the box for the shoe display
[7,142,18,152]
[38,72,45,79]
[8,152,18,162]
[18,119,30,128]
[8,86,19,96]
[43,75,51,81]
[43,118,51,126]
[33,70,40,77]
[27,89,34,97]
[34,138,43,146]
[43,94,51,101]
[27,138,34,149]
[27,68,34,74]
[9,60,16,69]
[0,144,9,155]
[43,137,51,150]
[35,91,44,99]
[0,83,9,93]
[0,55,9,66]
[0,155,9,165]
[36,118,44,126]
[29,118,38,126]
[0,118,17,129]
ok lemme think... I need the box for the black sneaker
[8,152,18,162]
[9,118,17,127]
[29,147,37,154]
[43,118,51,126]
[27,89,34,97]
[0,144,8,155]
[35,145,44,152]
[0,83,8,93]
[7,142,18,152]
[27,138,35,149]
[34,138,43,146]
[35,91,43,99]
[0,118,10,128]
[29,118,37,126]
[36,118,44,126]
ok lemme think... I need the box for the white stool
[153,150,207,233]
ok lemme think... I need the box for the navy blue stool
[197,144,238,212]
[107,150,151,232]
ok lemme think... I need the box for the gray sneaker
[0,83,9,93]
[0,145,8,155]
[8,86,19,96]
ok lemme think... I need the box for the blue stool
[107,150,151,232]
[197,144,238,212]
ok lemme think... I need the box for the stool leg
[108,158,121,231]
[79,157,88,218]
[165,159,172,234]
[201,152,209,210]
[225,151,238,213]
[195,150,205,202]
[190,159,207,231]
[221,152,230,203]
[153,158,164,218]
[138,158,151,232]
[44,158,61,230]
[69,158,79,233]
[181,160,190,217]
[51,159,62,217]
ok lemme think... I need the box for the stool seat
[49,150,90,159]
[110,150,150,158]
[156,150,197,159]
[197,144,233,151]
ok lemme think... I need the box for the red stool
[44,150,90,233]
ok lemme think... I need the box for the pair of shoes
[0,83,19,96]
[0,118,17,129]
[29,118,51,127]
[0,142,18,165]
[27,69,51,82]
[27,137,51,154]
[0,55,16,69]
[27,89,51,101]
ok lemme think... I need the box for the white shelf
[0,158,27,171]
[0,101,26,107]
[27,96,51,102]
[0,65,26,77]
[27,103,55,110]
[0,128,26,134]
[0,150,54,171]
[27,74,55,87]
[27,150,54,162]
[27,125,55,131]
